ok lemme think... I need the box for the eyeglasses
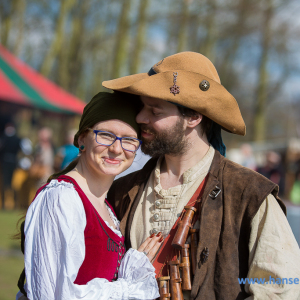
[92,130,142,153]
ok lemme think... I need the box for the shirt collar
[153,145,215,194]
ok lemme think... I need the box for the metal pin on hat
[170,72,180,95]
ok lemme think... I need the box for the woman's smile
[102,156,123,165]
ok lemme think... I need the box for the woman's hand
[137,232,164,262]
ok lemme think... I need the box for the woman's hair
[47,91,140,183]
[17,91,140,295]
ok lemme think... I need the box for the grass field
[0,210,25,300]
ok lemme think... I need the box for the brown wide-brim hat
[103,51,246,136]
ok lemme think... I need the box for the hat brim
[103,71,246,136]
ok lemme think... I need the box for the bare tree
[57,0,91,93]
[253,0,274,141]
[198,0,218,63]
[40,0,77,77]
[13,0,26,56]
[111,0,132,79]
[177,0,190,53]
[0,0,25,50]
[130,0,149,74]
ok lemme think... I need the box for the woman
[17,92,161,300]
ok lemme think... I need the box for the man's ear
[186,113,203,129]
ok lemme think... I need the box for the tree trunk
[253,0,273,141]
[130,0,149,75]
[111,0,132,79]
[176,0,189,53]
[13,0,26,56]
[40,0,77,78]
[218,0,256,87]
[198,0,217,63]
[0,0,19,49]
[58,0,90,93]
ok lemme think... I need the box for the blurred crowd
[228,143,300,205]
[0,121,79,210]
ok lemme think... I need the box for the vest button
[155,200,161,207]
[152,228,159,235]
[153,213,159,221]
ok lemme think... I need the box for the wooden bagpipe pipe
[154,176,209,300]
[157,206,200,300]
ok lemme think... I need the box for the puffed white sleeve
[118,248,159,299]
[21,180,159,300]
[244,194,300,300]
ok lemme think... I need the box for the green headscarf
[74,91,140,147]
[47,91,140,183]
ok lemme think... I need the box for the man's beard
[141,118,188,157]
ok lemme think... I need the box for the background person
[28,127,55,187]
[0,122,21,209]
[55,129,79,170]
[0,122,32,209]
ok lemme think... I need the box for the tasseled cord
[207,122,226,157]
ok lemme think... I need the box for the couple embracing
[17,52,300,300]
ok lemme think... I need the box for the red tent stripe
[0,69,31,105]
[0,45,85,114]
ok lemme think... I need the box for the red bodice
[35,175,125,284]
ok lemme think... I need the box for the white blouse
[16,180,159,300]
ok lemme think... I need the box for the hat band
[148,67,157,76]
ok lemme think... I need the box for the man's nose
[136,109,149,124]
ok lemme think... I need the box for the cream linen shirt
[130,146,215,247]
[130,146,300,299]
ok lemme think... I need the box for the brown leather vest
[108,151,285,300]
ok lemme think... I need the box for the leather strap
[152,175,208,277]
[162,293,171,298]
[179,262,190,267]
[170,278,182,283]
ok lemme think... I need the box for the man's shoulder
[220,155,268,181]
[221,156,279,204]
[215,155,286,219]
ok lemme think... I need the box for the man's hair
[177,106,212,137]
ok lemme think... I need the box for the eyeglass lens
[96,131,139,152]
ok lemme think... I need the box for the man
[103,52,300,300]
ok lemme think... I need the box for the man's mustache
[140,125,157,135]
